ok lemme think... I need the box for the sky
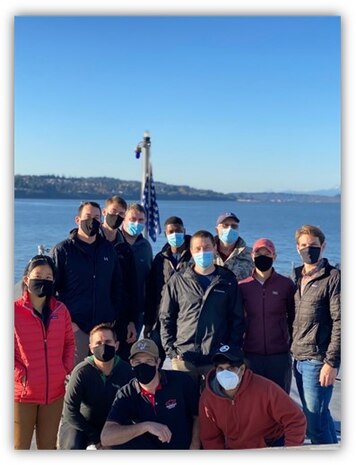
[13,14,341,194]
[2,1,355,463]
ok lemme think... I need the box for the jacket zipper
[194,275,222,348]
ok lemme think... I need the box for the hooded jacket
[14,291,75,404]
[291,258,341,368]
[199,368,306,449]
[51,229,124,334]
[160,264,245,365]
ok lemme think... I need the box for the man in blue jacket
[51,201,125,365]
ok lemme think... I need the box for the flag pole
[141,131,151,239]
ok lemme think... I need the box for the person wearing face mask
[160,230,245,387]
[291,225,340,445]
[101,338,200,449]
[51,201,125,365]
[238,238,296,393]
[199,345,306,449]
[14,255,75,449]
[143,216,192,366]
[214,212,254,281]
[120,203,153,342]
[58,323,133,449]
[100,196,139,361]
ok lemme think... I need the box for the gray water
[14,198,340,283]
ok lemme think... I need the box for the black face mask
[80,218,101,237]
[106,213,123,230]
[254,255,273,272]
[28,279,54,298]
[132,363,157,384]
[299,246,321,265]
[92,344,116,362]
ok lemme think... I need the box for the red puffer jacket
[14,291,75,404]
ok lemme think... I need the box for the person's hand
[319,363,338,387]
[143,325,152,338]
[126,322,137,343]
[145,421,172,443]
[95,441,110,450]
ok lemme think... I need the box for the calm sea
[14,198,341,283]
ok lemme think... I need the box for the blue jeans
[293,359,338,444]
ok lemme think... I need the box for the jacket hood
[205,367,253,401]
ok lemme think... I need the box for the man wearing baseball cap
[101,338,200,449]
[199,344,306,449]
[214,212,253,281]
[238,238,296,393]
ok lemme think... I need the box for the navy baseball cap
[216,212,240,227]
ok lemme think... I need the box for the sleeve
[325,271,341,368]
[159,278,180,359]
[144,256,164,327]
[227,281,245,349]
[62,305,75,374]
[286,279,296,344]
[14,331,26,383]
[50,244,65,296]
[106,387,134,425]
[63,368,102,444]
[198,394,225,449]
[266,384,306,447]
[111,251,125,326]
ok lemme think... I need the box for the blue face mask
[219,228,239,245]
[193,251,215,269]
[126,221,145,237]
[167,232,185,248]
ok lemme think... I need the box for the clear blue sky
[14,15,340,194]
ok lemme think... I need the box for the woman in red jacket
[14,255,75,449]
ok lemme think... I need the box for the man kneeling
[199,345,306,449]
[101,339,200,449]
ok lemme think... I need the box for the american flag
[141,164,161,242]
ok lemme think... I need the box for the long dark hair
[22,255,56,292]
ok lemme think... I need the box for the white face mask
[216,369,240,390]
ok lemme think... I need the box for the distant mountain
[14,175,340,203]
[284,188,341,197]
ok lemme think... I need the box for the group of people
[14,197,341,450]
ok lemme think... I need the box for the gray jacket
[160,264,245,366]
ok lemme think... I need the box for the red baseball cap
[252,238,276,255]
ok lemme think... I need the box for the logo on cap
[137,340,149,351]
[219,345,230,353]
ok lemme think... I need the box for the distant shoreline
[14,175,340,203]
[14,194,340,204]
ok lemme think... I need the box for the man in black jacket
[160,230,245,387]
[291,224,340,444]
[51,201,124,365]
[143,216,192,365]
[58,323,133,449]
[101,195,138,360]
